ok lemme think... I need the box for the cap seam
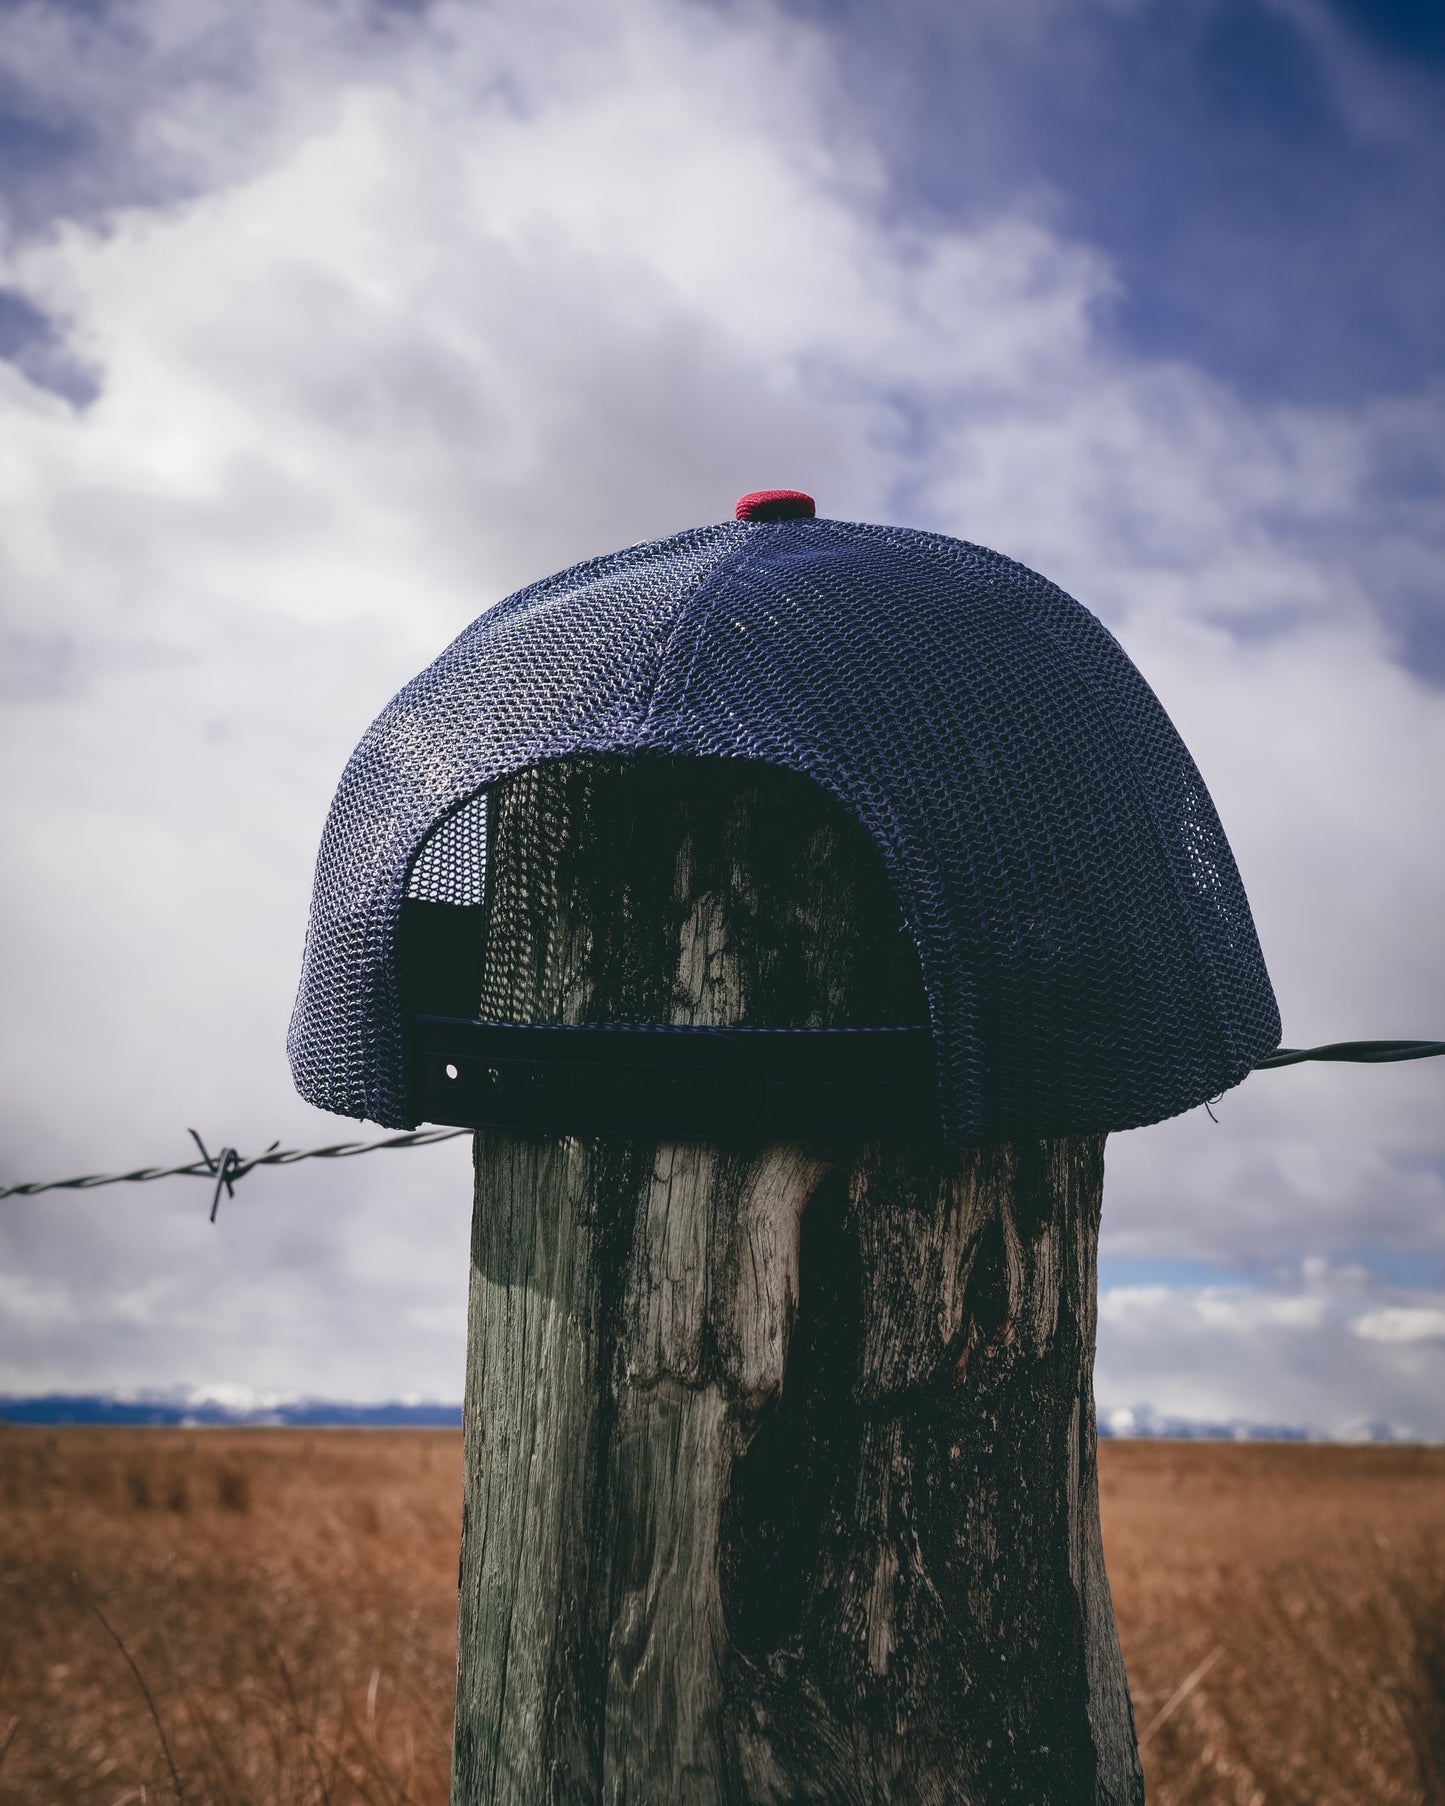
[638,522,771,736]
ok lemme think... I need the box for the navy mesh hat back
[289,509,1280,1142]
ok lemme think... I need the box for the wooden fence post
[450,754,1142,1805]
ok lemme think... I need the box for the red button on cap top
[735,489,816,522]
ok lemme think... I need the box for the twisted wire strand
[1252,1039,1445,1069]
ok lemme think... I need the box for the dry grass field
[0,1428,1440,1805]
[1101,1441,1445,1805]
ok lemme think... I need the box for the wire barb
[187,1130,249,1222]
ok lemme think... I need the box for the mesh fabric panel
[289,516,1280,1138]
[289,524,748,1125]
[407,791,488,905]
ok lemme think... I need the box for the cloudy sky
[1,0,1442,1436]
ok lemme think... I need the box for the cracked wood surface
[451,757,1142,1805]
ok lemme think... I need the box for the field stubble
[0,1428,1440,1805]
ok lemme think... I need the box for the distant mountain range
[0,1393,463,1427]
[0,1393,1419,1440]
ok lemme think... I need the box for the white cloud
[1353,1305,1445,1344]
[0,0,1441,1420]
[1098,1264,1445,1438]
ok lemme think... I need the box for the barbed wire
[1,1040,1440,1218]
[0,1126,469,1220]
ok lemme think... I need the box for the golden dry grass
[1101,1440,1445,1805]
[0,1427,1441,1803]
[0,1428,460,1806]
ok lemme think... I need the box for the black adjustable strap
[407,1020,1445,1140]
[407,1017,939,1139]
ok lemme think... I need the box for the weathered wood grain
[452,757,1141,1805]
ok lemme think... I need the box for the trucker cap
[288,490,1280,1144]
